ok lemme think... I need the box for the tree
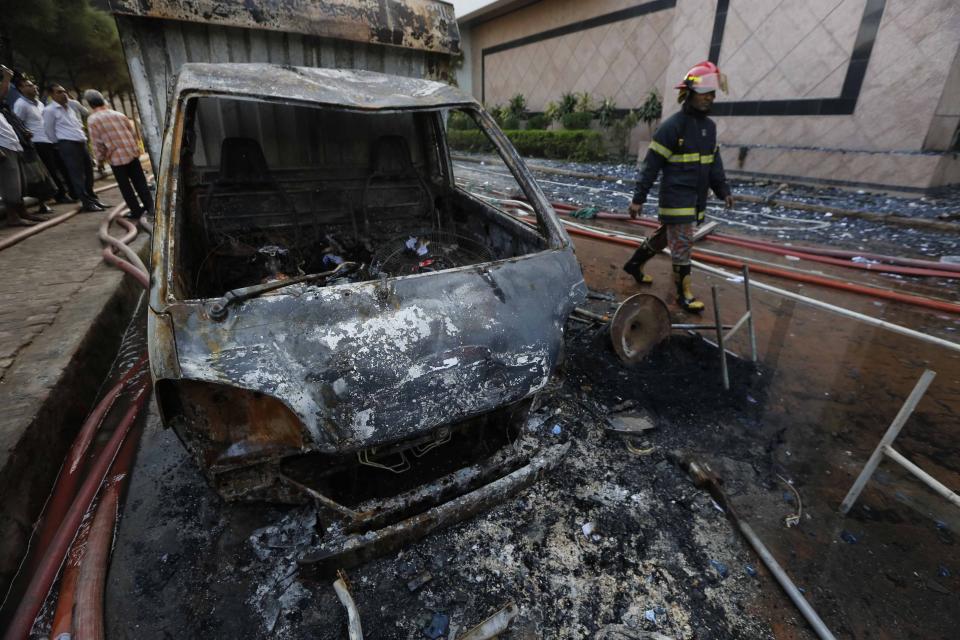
[0,0,130,98]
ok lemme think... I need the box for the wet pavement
[572,234,960,639]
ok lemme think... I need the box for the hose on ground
[20,356,147,579]
[1,386,148,640]
[0,182,121,253]
[560,221,960,315]
[98,204,148,287]
[548,203,960,279]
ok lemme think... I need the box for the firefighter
[623,61,734,313]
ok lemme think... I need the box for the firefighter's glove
[628,202,643,219]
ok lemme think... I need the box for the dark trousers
[56,140,96,204]
[34,142,72,198]
[112,158,153,217]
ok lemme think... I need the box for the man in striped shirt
[85,90,153,219]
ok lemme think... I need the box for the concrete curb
[0,235,148,596]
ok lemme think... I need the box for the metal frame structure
[679,264,757,390]
[840,369,959,514]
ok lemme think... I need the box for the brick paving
[0,186,125,381]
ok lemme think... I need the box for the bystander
[13,77,75,203]
[84,90,152,219]
[42,84,106,212]
[0,66,34,226]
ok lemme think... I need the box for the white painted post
[712,286,729,390]
[742,265,758,363]
[839,370,937,514]
[882,445,960,509]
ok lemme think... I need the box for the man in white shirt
[13,77,74,203]
[0,67,35,226]
[42,83,105,212]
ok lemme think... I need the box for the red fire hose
[99,205,149,289]
[564,224,960,315]
[25,356,147,575]
[2,386,149,640]
[0,182,121,253]
[550,204,960,278]
[72,411,144,639]
[71,481,118,639]
[48,518,89,639]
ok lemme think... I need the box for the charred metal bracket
[207,261,358,320]
[298,442,570,575]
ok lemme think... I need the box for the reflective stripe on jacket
[632,107,730,225]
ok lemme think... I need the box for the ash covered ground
[103,326,804,640]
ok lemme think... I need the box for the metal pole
[742,264,758,363]
[840,369,937,514]
[672,323,733,330]
[572,307,610,323]
[691,259,960,355]
[882,445,960,509]
[737,521,837,640]
[712,285,729,390]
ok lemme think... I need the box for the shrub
[448,110,476,130]
[447,130,495,153]
[502,115,521,130]
[561,111,593,130]
[507,93,527,119]
[447,129,603,162]
[558,92,577,117]
[596,97,618,128]
[574,91,594,114]
[486,104,509,127]
[608,110,641,160]
[526,114,549,130]
[638,89,663,136]
[544,101,562,123]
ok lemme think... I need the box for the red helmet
[675,61,728,94]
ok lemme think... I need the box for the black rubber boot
[623,241,657,285]
[673,264,704,313]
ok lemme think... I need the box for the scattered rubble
[455,155,960,259]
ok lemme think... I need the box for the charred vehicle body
[147,63,584,561]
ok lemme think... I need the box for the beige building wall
[471,0,675,109]
[464,0,960,190]
[665,0,960,150]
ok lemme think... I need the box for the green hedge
[448,111,477,130]
[447,129,604,161]
[526,114,549,130]
[561,111,593,130]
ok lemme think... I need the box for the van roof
[175,63,477,110]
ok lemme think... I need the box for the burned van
[148,64,584,533]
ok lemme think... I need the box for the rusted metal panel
[175,63,472,110]
[108,0,460,54]
[112,4,456,171]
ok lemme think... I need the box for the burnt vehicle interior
[171,97,547,300]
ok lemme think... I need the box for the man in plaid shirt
[85,90,153,219]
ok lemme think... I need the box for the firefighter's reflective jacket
[632,106,730,225]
